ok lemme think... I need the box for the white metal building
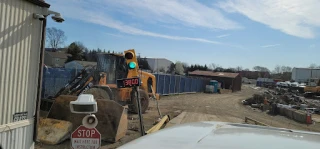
[146,58,173,73]
[0,0,50,148]
[292,68,320,83]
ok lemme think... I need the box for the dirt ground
[36,85,320,149]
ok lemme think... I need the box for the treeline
[84,48,122,62]
[65,42,122,63]
[163,62,246,75]
[63,42,312,81]
[186,64,208,72]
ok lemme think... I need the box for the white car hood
[119,121,320,149]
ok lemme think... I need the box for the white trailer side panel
[0,0,46,148]
[291,68,320,83]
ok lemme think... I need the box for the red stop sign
[71,125,101,149]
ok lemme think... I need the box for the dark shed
[188,70,242,92]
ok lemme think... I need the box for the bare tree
[309,63,318,69]
[244,68,250,71]
[253,66,270,72]
[282,66,292,72]
[225,67,236,72]
[210,63,221,71]
[235,66,243,72]
[46,27,67,49]
[273,65,281,74]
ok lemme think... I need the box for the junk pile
[242,89,319,124]
[242,94,265,106]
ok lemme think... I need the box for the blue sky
[46,0,320,70]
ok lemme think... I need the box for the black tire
[129,89,149,114]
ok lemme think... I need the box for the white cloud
[104,0,242,30]
[105,33,124,38]
[88,14,222,44]
[47,0,228,45]
[216,34,230,38]
[261,44,280,48]
[160,25,181,30]
[218,0,320,38]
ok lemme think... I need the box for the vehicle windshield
[1,0,320,149]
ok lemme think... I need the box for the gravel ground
[156,85,320,132]
[36,85,320,149]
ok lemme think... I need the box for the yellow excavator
[304,78,320,98]
[39,49,161,143]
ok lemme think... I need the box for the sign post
[117,77,145,136]
[134,86,145,136]
[71,125,101,149]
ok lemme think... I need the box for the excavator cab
[96,53,128,84]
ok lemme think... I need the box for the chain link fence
[42,67,81,98]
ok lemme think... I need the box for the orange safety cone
[306,113,312,124]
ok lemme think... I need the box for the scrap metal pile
[244,88,320,111]
[242,87,320,124]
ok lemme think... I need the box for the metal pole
[135,86,145,136]
[34,17,47,141]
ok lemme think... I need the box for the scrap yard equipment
[304,78,320,98]
[38,49,162,144]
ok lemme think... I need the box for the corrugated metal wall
[154,74,208,95]
[0,123,34,149]
[41,71,209,98]
[292,68,320,83]
[0,0,45,148]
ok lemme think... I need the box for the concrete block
[279,107,286,116]
[37,118,73,145]
[292,110,307,123]
[285,108,295,119]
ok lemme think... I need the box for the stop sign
[71,125,101,149]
